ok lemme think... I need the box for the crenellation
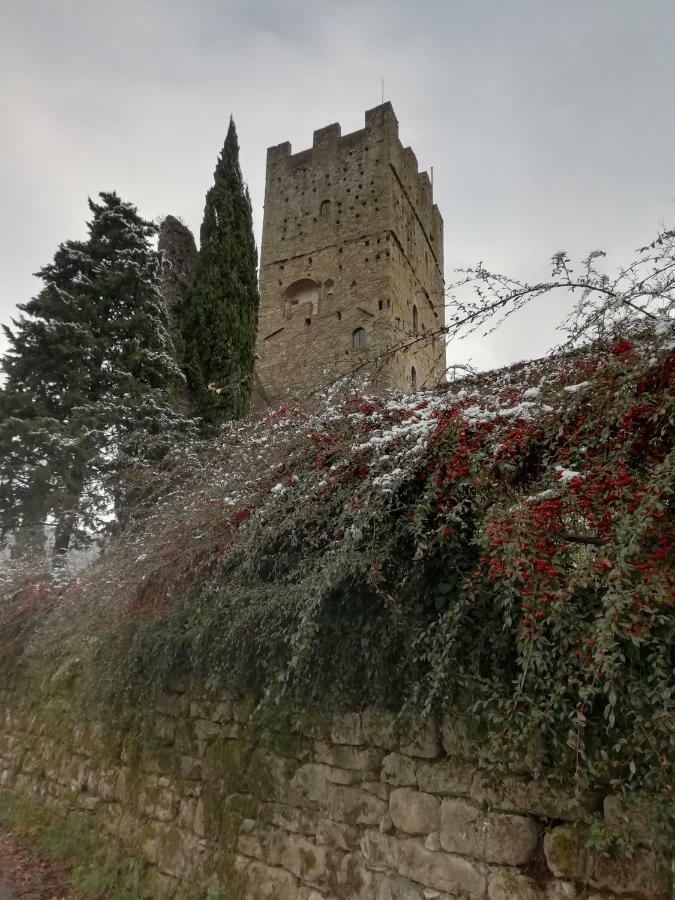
[403,146,419,174]
[267,141,292,163]
[418,170,432,204]
[364,100,399,136]
[312,122,341,150]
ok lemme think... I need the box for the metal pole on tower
[381,78,384,104]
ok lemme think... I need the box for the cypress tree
[182,117,260,423]
[0,192,192,570]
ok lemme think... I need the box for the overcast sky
[1,0,673,371]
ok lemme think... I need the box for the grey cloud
[1,0,674,373]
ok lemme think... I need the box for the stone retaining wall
[0,676,668,899]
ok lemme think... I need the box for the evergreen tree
[0,192,192,570]
[182,117,259,423]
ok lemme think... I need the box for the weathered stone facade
[256,103,446,400]
[0,677,668,899]
[158,215,198,329]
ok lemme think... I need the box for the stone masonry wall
[256,103,446,400]
[0,675,668,900]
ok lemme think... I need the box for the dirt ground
[0,826,95,900]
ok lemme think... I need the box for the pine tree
[182,117,260,423]
[0,192,192,570]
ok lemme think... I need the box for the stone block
[189,699,213,720]
[280,832,328,884]
[248,749,298,802]
[193,717,220,744]
[382,752,417,787]
[317,816,361,851]
[380,813,394,834]
[398,839,485,897]
[315,741,384,772]
[77,793,102,811]
[328,850,377,900]
[542,825,589,881]
[233,698,255,724]
[113,766,135,804]
[472,774,595,823]
[327,783,388,827]
[157,826,202,879]
[137,777,178,823]
[546,883,578,899]
[331,712,363,745]
[259,801,318,835]
[440,715,473,759]
[289,762,332,807]
[399,717,441,760]
[92,767,118,801]
[376,873,425,900]
[327,765,362,786]
[238,824,284,866]
[390,788,440,835]
[179,755,202,780]
[416,760,473,796]
[212,700,233,722]
[152,714,176,745]
[488,869,541,899]
[242,858,299,900]
[440,798,538,865]
[361,829,400,869]
[362,708,398,750]
[424,831,441,852]
[543,824,667,897]
[363,780,390,801]
[143,866,179,899]
[155,691,190,718]
[177,796,196,831]
[193,797,206,837]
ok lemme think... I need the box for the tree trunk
[10,483,48,568]
[51,513,75,572]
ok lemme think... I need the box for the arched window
[324,278,334,299]
[320,199,331,217]
[284,278,320,319]
[412,304,419,336]
[352,328,367,350]
[411,366,417,390]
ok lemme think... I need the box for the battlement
[265,102,439,223]
[267,103,397,163]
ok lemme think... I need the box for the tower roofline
[266,102,401,165]
[265,103,441,215]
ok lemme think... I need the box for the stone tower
[256,102,445,399]
[158,215,198,330]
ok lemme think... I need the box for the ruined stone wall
[0,677,667,899]
[158,215,198,329]
[256,103,446,400]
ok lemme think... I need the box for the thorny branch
[304,223,674,401]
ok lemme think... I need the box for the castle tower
[256,102,445,398]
